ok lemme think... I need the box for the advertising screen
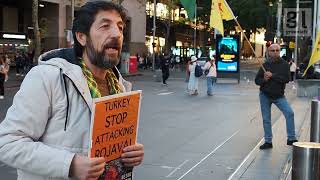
[216,35,240,72]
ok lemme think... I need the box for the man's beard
[270,56,280,62]
[85,38,120,69]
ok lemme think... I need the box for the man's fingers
[88,161,105,174]
[123,143,144,152]
[121,150,144,159]
[90,157,105,166]
[122,156,143,164]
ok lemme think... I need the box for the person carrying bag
[203,57,217,96]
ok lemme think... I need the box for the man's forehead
[95,10,123,23]
[269,44,280,50]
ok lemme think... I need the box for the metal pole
[318,0,320,36]
[194,3,197,56]
[294,0,299,62]
[310,100,320,142]
[316,0,320,70]
[294,0,299,81]
[152,0,156,71]
[292,142,320,180]
[312,0,318,45]
[276,0,282,44]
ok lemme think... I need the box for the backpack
[195,64,203,77]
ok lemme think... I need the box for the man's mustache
[103,40,121,50]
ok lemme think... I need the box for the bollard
[292,142,320,180]
[310,99,320,142]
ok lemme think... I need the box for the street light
[269,2,273,7]
[152,0,156,71]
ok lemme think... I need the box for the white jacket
[0,48,131,180]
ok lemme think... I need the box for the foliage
[226,0,271,31]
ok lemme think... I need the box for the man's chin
[101,58,119,69]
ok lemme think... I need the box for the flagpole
[222,0,266,72]
[152,0,156,71]
[294,0,299,80]
[194,3,197,55]
[232,18,266,72]
[312,0,317,46]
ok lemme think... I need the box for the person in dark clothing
[160,52,171,85]
[255,44,297,150]
[0,56,7,99]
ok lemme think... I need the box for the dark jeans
[16,65,22,74]
[0,73,5,96]
[162,68,169,84]
[290,72,295,81]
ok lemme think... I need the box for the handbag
[204,62,213,75]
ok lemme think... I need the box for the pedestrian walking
[187,55,199,95]
[15,52,23,76]
[185,57,191,82]
[255,44,297,150]
[203,57,217,96]
[0,56,8,99]
[160,51,170,85]
[0,1,144,180]
[289,59,296,82]
[20,52,28,76]
[4,54,10,82]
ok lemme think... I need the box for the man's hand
[69,154,105,180]
[121,143,144,167]
[264,71,272,81]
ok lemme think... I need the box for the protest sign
[89,90,142,180]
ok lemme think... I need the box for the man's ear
[75,32,87,46]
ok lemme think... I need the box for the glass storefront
[0,33,29,64]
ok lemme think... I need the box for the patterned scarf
[79,58,121,98]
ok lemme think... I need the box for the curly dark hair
[72,1,128,57]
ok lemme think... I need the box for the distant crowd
[0,50,35,99]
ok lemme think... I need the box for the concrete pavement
[126,68,311,180]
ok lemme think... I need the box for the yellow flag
[210,0,224,35]
[303,31,320,76]
[219,0,234,21]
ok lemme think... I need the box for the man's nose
[110,25,121,39]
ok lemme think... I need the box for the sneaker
[259,142,273,149]
[287,139,298,145]
[0,96,4,99]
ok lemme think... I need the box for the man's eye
[101,24,109,29]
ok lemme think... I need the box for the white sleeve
[0,66,74,178]
[204,62,210,70]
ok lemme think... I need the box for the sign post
[215,35,240,83]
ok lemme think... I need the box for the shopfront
[0,32,29,64]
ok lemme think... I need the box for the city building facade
[0,0,147,59]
